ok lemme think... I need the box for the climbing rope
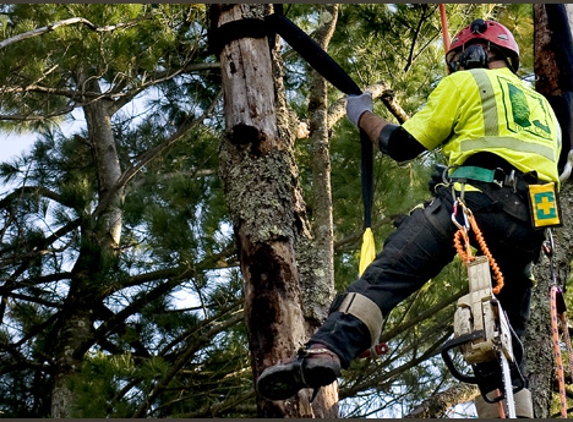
[451,198,505,294]
[438,4,451,51]
[545,232,572,418]
[550,284,573,418]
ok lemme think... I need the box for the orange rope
[453,208,505,294]
[438,4,451,51]
[550,285,568,418]
[453,227,473,262]
[560,311,573,382]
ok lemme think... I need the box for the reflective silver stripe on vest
[472,69,499,137]
[460,137,557,162]
[466,69,558,163]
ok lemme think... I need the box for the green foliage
[0,3,554,419]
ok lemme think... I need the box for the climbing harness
[441,176,525,418]
[544,230,573,418]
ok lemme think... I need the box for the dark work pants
[311,185,546,370]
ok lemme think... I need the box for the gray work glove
[346,92,373,126]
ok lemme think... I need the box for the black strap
[209,8,375,230]
[266,11,374,229]
[208,18,271,56]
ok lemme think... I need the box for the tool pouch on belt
[477,181,562,229]
[449,167,562,229]
[527,182,562,228]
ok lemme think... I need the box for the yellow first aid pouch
[528,182,562,228]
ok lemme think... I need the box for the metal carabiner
[451,199,470,231]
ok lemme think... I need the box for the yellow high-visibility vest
[403,67,562,188]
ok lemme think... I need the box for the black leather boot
[256,343,341,401]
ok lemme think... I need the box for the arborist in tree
[257,19,563,417]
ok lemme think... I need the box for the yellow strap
[339,292,383,345]
[359,227,376,276]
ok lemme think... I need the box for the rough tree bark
[213,4,325,418]
[526,4,573,418]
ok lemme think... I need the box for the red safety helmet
[445,19,520,72]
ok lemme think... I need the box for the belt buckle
[505,170,517,192]
[492,167,505,188]
[493,168,517,192]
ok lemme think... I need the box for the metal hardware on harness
[451,199,470,232]
[490,168,517,192]
[445,165,518,192]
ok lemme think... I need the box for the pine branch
[403,5,441,74]
[93,88,223,219]
[0,338,51,373]
[0,219,79,290]
[404,383,479,418]
[85,274,191,354]
[158,301,242,357]
[94,305,152,358]
[0,63,220,117]
[132,309,244,417]
[0,106,76,122]
[340,331,451,398]
[4,292,59,308]
[0,185,67,208]
[379,287,466,343]
[102,303,243,416]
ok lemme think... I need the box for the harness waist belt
[449,166,537,191]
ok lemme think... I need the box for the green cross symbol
[534,192,557,219]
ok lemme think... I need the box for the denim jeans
[311,184,546,369]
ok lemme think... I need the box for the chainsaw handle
[441,332,527,404]
[440,333,482,384]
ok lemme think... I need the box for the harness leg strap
[338,292,384,347]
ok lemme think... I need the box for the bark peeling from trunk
[214,4,316,417]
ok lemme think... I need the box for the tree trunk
[213,4,316,418]
[50,78,123,417]
[527,4,573,417]
[305,5,338,328]
[301,5,340,417]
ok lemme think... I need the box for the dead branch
[404,383,479,418]
[0,17,140,51]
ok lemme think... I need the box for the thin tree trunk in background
[51,78,124,417]
[528,4,573,418]
[213,4,316,417]
[305,4,338,328]
[302,4,340,417]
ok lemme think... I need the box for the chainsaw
[441,256,526,418]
